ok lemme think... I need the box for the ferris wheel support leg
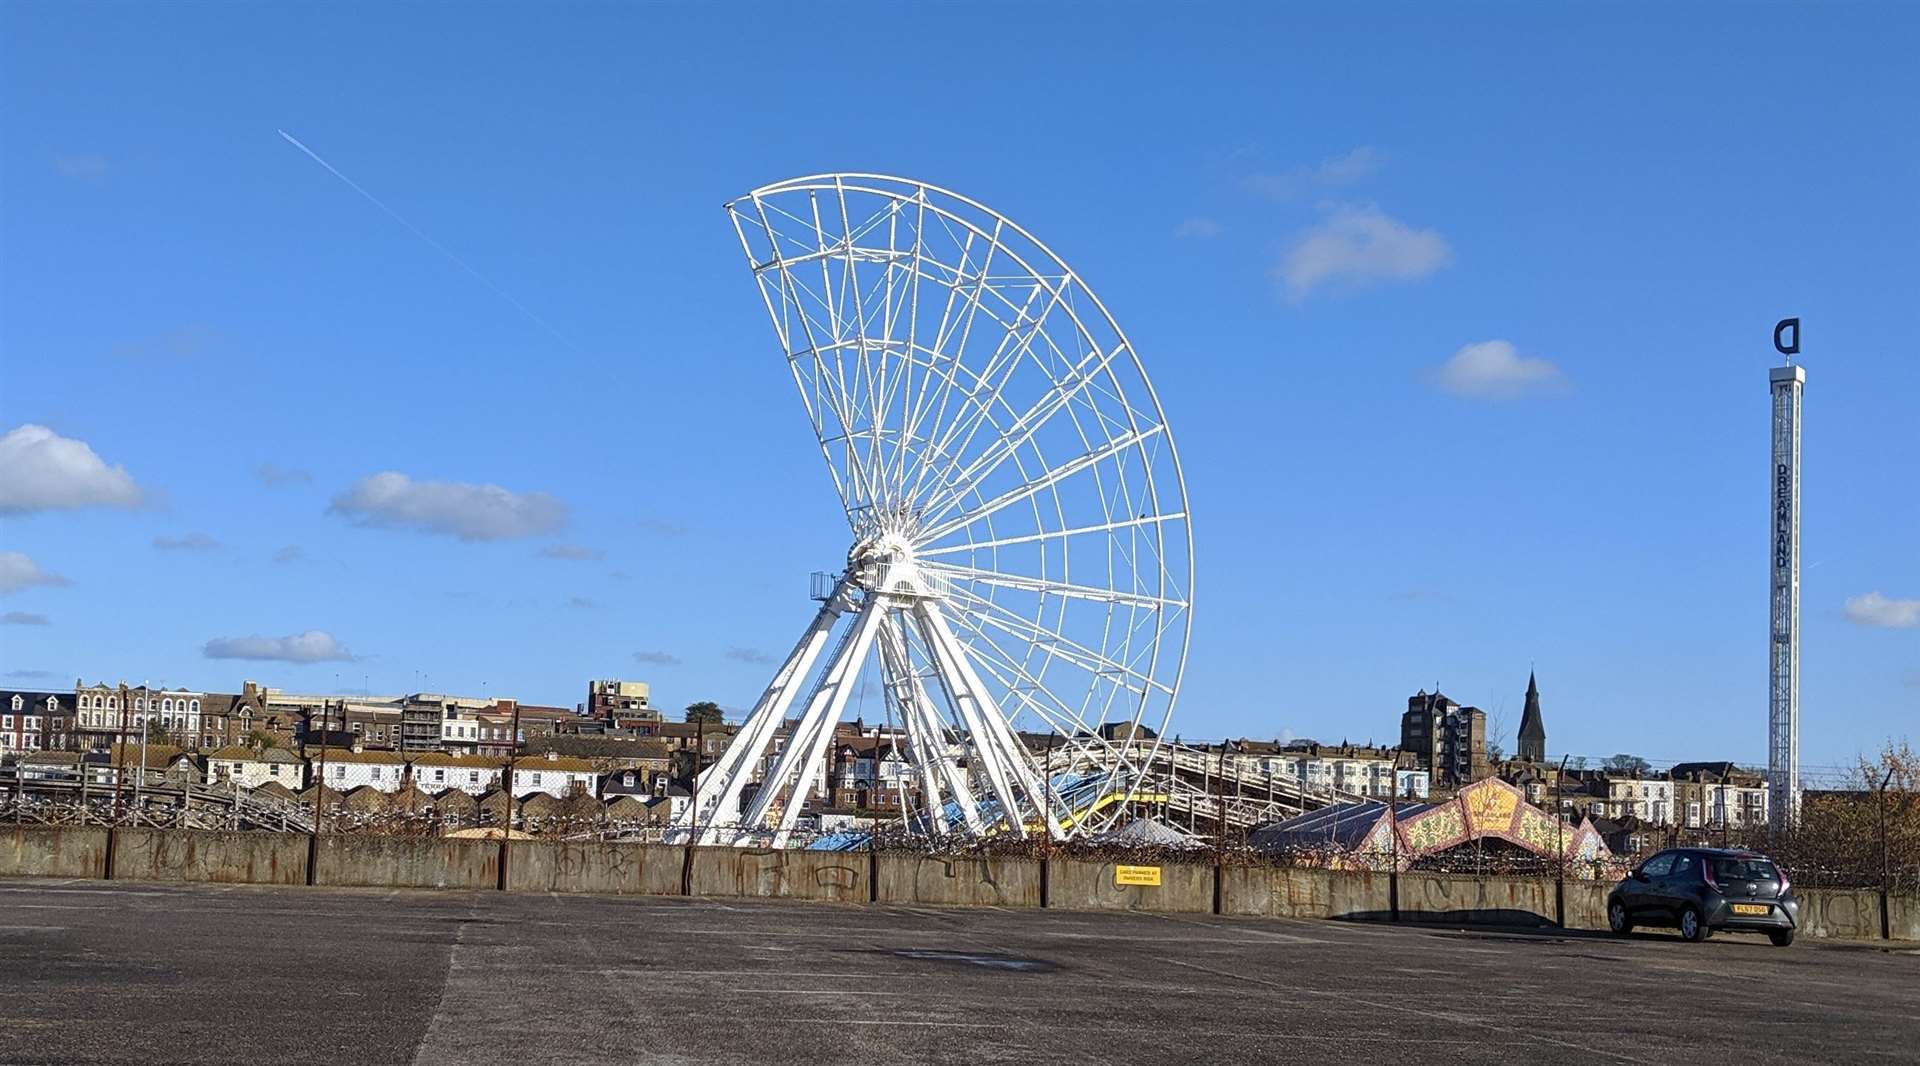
[760,594,891,847]
[877,618,950,839]
[918,600,1063,840]
[880,612,985,837]
[683,578,856,845]
[911,601,1039,837]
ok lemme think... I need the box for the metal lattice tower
[1768,362,1804,832]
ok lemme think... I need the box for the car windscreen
[1710,858,1779,881]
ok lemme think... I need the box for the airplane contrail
[276,129,578,350]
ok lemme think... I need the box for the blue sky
[2,4,1914,778]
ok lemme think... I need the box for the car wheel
[1608,901,1633,936]
[1769,929,1795,947]
[1679,906,1711,943]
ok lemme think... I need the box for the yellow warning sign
[1114,864,1162,887]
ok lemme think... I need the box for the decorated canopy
[1249,776,1614,876]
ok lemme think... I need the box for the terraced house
[206,746,304,789]
[508,751,599,798]
[408,752,504,796]
[309,746,409,793]
[1,689,69,754]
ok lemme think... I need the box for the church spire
[1518,670,1547,762]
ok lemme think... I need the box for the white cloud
[1277,205,1450,301]
[272,545,304,564]
[565,596,601,610]
[1174,217,1223,240]
[54,153,108,179]
[5,669,59,680]
[1430,340,1569,400]
[0,425,145,515]
[539,544,604,561]
[725,645,776,666]
[1844,592,1920,629]
[256,463,313,487]
[0,552,70,596]
[2,611,50,626]
[203,630,356,663]
[1245,146,1384,200]
[328,471,567,541]
[633,650,682,667]
[153,532,221,552]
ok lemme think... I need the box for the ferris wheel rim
[731,173,1196,830]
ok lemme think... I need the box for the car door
[1626,852,1675,918]
[1662,852,1700,919]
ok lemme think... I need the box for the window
[1640,853,1676,878]
[2,716,11,729]
[1670,853,1698,881]
[9,696,20,711]
[162,699,173,713]
[189,700,199,713]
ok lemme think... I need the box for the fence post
[1879,767,1894,940]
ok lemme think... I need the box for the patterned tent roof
[1250,776,1613,872]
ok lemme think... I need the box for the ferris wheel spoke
[905,280,1060,509]
[918,361,1139,533]
[922,561,1187,610]
[942,616,1107,740]
[942,584,1168,700]
[917,424,1168,545]
[917,476,1175,560]
[898,225,1011,505]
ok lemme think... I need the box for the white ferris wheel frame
[678,174,1194,846]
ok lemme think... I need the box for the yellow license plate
[1731,903,1770,916]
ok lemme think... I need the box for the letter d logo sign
[1774,318,1801,356]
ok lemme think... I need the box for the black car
[1607,847,1800,946]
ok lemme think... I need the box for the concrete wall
[1397,873,1556,927]
[1797,888,1884,940]
[1219,865,1334,919]
[1045,858,1214,913]
[315,836,499,890]
[688,847,868,903]
[1325,869,1393,921]
[109,828,308,886]
[506,841,684,897]
[1887,892,1918,942]
[0,826,108,880]
[5,827,1918,942]
[875,854,1042,909]
[1562,881,1611,931]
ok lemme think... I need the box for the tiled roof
[410,752,506,769]
[108,743,188,768]
[208,745,301,764]
[514,754,599,774]
[307,747,406,765]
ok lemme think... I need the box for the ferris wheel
[681,174,1193,845]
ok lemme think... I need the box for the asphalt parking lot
[0,878,1914,1065]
